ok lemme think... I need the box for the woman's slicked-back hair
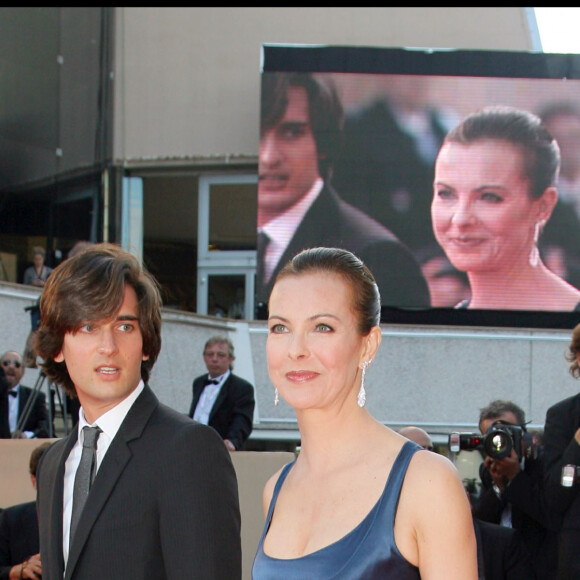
[444,105,561,199]
[36,243,162,396]
[274,247,381,334]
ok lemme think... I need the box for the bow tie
[8,389,17,398]
[204,378,219,386]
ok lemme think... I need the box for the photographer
[472,399,559,579]
[543,322,580,578]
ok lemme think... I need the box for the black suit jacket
[0,501,39,580]
[473,454,560,578]
[256,184,430,310]
[37,384,242,579]
[15,385,50,438]
[543,393,580,578]
[0,368,9,439]
[189,373,255,450]
[474,518,536,580]
[544,393,580,527]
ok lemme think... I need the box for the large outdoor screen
[256,44,580,329]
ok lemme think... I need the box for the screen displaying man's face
[258,85,320,226]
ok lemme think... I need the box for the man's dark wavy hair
[36,243,162,396]
[260,72,344,181]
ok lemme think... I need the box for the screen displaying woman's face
[431,139,541,274]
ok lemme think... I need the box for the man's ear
[55,351,64,363]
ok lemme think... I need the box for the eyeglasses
[1,359,22,369]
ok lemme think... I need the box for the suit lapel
[65,385,159,579]
[46,432,77,579]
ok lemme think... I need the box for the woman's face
[432,139,546,274]
[266,271,367,411]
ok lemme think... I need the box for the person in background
[256,72,430,315]
[252,247,477,578]
[0,441,51,580]
[398,423,535,578]
[331,74,459,256]
[398,425,434,451]
[189,335,255,451]
[543,322,580,579]
[472,399,559,579]
[22,246,52,288]
[1,351,50,439]
[0,365,10,439]
[432,105,580,311]
[537,101,580,290]
[35,243,241,579]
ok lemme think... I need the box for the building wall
[112,7,537,160]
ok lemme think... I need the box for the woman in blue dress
[252,247,477,579]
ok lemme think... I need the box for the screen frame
[260,44,580,330]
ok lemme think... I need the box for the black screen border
[261,44,580,330]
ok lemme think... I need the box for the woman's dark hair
[566,323,580,379]
[274,247,381,334]
[36,243,162,396]
[444,105,561,199]
[260,72,344,181]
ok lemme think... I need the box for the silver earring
[274,388,279,406]
[358,360,371,407]
[529,221,543,267]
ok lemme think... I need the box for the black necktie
[70,425,102,546]
[8,389,17,398]
[204,378,219,386]
[256,230,270,285]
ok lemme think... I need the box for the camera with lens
[449,421,536,461]
[561,464,580,487]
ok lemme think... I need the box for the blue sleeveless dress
[252,440,422,579]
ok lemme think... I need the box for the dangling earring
[529,220,544,267]
[274,388,279,406]
[358,360,371,407]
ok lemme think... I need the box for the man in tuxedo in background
[35,243,241,579]
[0,441,51,580]
[1,351,50,439]
[189,335,255,451]
[0,366,9,438]
[256,72,430,316]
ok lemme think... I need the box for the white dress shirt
[260,177,323,282]
[193,370,230,425]
[62,381,144,566]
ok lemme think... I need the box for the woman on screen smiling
[432,105,580,311]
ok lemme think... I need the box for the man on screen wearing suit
[189,335,255,451]
[1,350,50,439]
[35,244,241,579]
[255,72,430,316]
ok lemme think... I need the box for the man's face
[480,410,519,435]
[203,342,232,378]
[258,86,321,225]
[55,284,148,423]
[1,351,24,388]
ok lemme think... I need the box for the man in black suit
[543,322,580,579]
[472,399,559,579]
[1,351,50,439]
[256,72,430,315]
[189,335,255,451]
[35,243,241,579]
[0,366,9,439]
[0,441,51,580]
